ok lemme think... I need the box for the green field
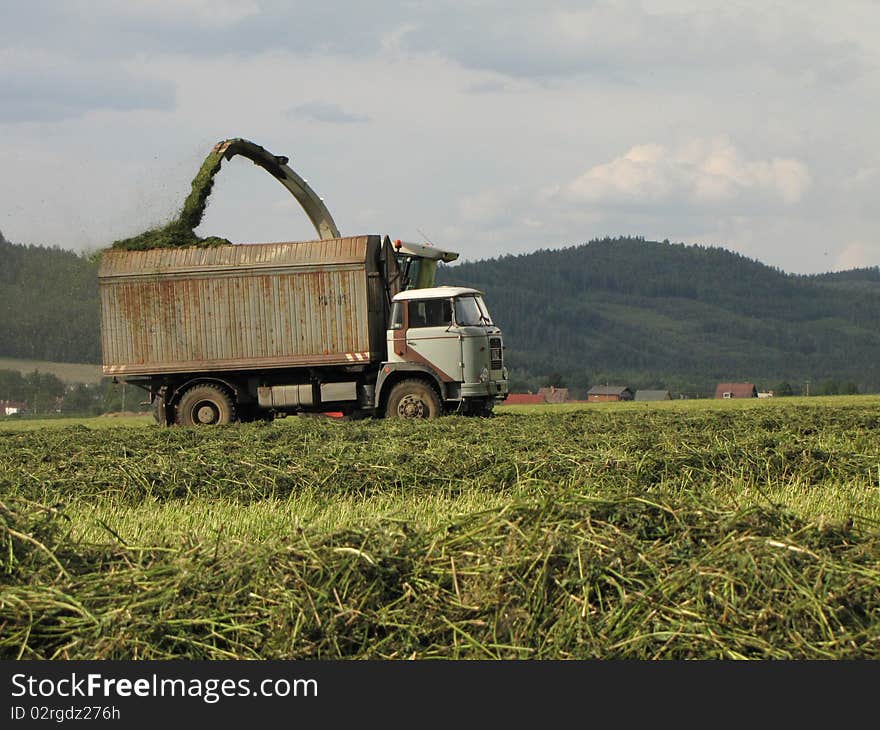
[0,413,152,431]
[2,397,880,659]
[0,356,102,383]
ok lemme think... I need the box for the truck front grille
[489,337,503,370]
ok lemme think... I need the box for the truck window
[454,296,493,326]
[408,299,452,328]
[390,301,404,330]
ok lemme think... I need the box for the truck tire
[151,396,165,425]
[385,379,442,419]
[176,384,237,426]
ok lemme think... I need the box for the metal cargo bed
[98,236,391,376]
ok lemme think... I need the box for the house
[503,393,546,406]
[537,386,569,404]
[635,389,671,401]
[0,400,27,416]
[715,383,758,399]
[587,385,634,402]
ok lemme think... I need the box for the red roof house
[537,386,569,403]
[502,393,546,405]
[715,383,758,399]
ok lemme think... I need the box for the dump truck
[98,137,508,423]
[99,235,508,423]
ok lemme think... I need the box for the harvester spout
[213,138,341,241]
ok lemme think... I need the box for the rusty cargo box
[99,236,392,376]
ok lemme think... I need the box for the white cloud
[563,137,811,208]
[0,2,876,274]
[458,188,519,225]
[0,49,175,122]
[834,241,880,271]
[287,103,370,125]
[401,2,869,84]
[91,0,261,28]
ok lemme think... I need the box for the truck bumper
[461,380,509,398]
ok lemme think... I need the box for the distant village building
[635,389,671,401]
[587,385,634,402]
[0,400,27,416]
[715,383,758,399]
[537,386,569,404]
[503,393,546,405]
[757,391,774,399]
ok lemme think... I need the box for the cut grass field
[0,413,152,431]
[2,396,879,659]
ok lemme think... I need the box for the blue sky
[0,0,877,273]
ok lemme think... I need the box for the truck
[98,139,509,423]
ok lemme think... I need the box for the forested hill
[0,237,100,363]
[435,237,880,396]
[2,235,880,396]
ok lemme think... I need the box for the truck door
[402,298,461,383]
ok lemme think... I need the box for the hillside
[436,237,880,395]
[0,238,100,363]
[2,235,880,396]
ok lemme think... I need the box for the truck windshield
[454,296,493,326]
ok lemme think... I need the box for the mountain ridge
[2,235,878,396]
[435,236,880,395]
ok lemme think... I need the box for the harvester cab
[389,238,459,290]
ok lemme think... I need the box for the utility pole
[805,380,810,397]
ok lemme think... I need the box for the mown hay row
[2,407,880,509]
[2,491,879,660]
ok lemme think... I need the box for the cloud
[287,102,370,125]
[1,1,391,61]
[107,0,262,27]
[833,241,880,271]
[0,51,175,122]
[458,188,519,226]
[4,2,866,85]
[0,2,874,275]
[561,137,811,208]
[398,2,868,83]
[465,79,513,95]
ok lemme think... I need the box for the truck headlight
[479,367,489,383]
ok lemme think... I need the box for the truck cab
[378,286,509,417]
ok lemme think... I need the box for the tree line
[0,369,145,416]
[437,236,880,396]
[0,238,101,363]
[2,234,879,400]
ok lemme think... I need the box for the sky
[0,0,877,274]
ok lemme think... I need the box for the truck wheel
[151,396,165,425]
[385,379,441,419]
[176,384,237,426]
